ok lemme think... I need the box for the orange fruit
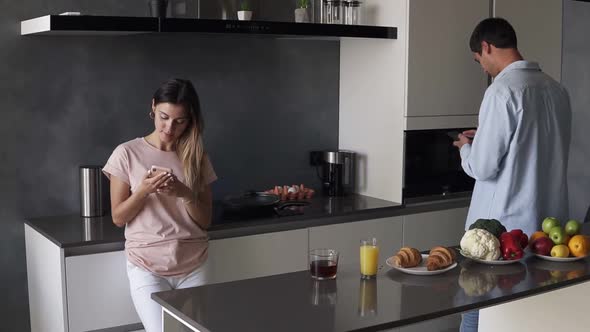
[563,234,571,246]
[530,231,548,245]
[568,235,589,257]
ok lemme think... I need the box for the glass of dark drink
[309,249,339,280]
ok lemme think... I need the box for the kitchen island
[152,252,590,332]
[24,194,471,332]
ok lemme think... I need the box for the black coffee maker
[311,150,356,196]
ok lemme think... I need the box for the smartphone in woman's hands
[149,165,173,178]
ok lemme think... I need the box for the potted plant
[294,0,311,23]
[238,0,253,21]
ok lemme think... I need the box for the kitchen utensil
[80,165,105,217]
[222,191,308,217]
[311,150,356,197]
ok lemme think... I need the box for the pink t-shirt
[103,138,217,277]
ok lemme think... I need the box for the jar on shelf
[344,0,361,25]
[324,0,343,24]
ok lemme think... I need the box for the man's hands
[453,129,477,149]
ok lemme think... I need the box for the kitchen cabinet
[65,252,139,332]
[207,229,309,284]
[25,224,140,332]
[309,216,403,269]
[339,0,487,203]
[494,0,563,81]
[406,0,489,118]
[402,207,469,251]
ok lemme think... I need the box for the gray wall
[1,1,339,330]
[563,0,590,221]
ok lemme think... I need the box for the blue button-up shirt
[460,60,572,236]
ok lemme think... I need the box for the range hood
[21,15,397,40]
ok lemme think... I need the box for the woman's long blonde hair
[153,78,205,197]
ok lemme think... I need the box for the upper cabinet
[494,0,563,82]
[406,0,489,118]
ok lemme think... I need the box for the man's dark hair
[469,18,518,54]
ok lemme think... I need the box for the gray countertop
[151,251,590,332]
[24,194,470,256]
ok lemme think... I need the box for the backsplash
[2,1,339,330]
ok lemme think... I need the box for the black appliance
[222,191,309,219]
[311,150,356,196]
[403,129,475,203]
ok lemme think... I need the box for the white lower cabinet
[207,229,309,284]
[403,207,468,251]
[309,217,403,269]
[65,251,140,332]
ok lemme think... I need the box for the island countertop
[24,194,470,256]
[151,252,590,332]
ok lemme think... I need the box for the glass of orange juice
[360,238,379,278]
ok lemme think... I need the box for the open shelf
[21,15,397,40]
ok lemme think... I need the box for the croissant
[392,247,422,268]
[426,246,456,271]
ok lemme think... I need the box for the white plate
[386,254,457,275]
[534,254,587,262]
[459,250,524,265]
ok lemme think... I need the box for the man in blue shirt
[454,18,572,332]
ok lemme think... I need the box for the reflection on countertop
[151,250,590,332]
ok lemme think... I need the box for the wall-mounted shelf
[161,18,397,39]
[21,15,158,35]
[21,15,397,40]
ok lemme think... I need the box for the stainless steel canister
[80,165,104,217]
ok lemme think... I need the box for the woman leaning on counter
[102,78,217,332]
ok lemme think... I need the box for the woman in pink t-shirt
[103,78,217,332]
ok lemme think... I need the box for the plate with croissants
[386,246,458,275]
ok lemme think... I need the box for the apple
[565,219,581,236]
[532,237,553,256]
[542,217,560,234]
[551,244,570,258]
[549,226,566,245]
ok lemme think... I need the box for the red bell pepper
[500,232,524,260]
[509,229,529,249]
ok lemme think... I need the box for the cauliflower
[460,229,501,261]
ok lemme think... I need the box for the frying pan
[223,191,308,217]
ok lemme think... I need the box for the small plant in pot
[294,0,311,23]
[238,0,253,21]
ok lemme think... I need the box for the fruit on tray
[529,231,548,245]
[531,237,553,256]
[568,235,589,257]
[391,247,422,268]
[460,229,501,260]
[550,244,570,258]
[531,217,588,258]
[549,226,566,245]
[565,219,581,236]
[542,217,560,234]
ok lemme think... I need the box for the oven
[403,128,475,204]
